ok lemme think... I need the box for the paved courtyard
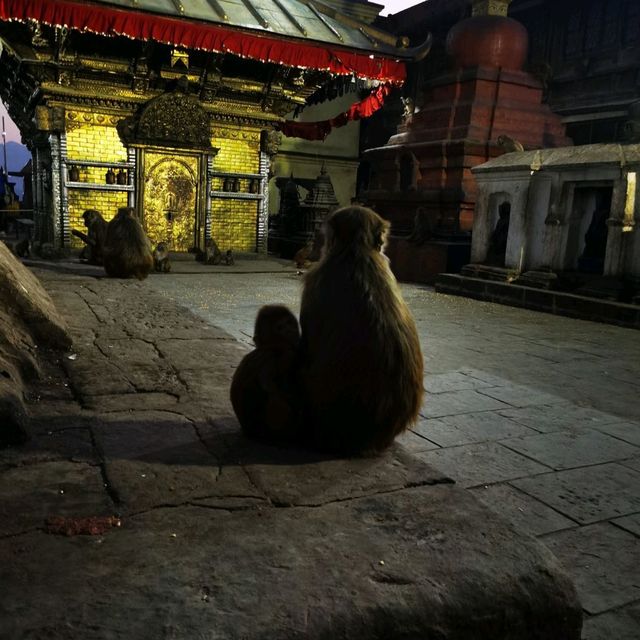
[146,257,640,640]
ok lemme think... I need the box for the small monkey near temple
[230,305,301,443]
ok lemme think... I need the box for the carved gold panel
[143,152,199,252]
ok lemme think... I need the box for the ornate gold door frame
[138,149,206,252]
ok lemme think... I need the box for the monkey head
[82,209,102,227]
[325,206,390,254]
[253,305,300,350]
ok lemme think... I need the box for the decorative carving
[117,85,217,151]
[472,0,512,16]
[260,129,282,157]
[30,23,49,48]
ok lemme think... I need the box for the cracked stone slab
[420,389,511,418]
[512,463,640,524]
[156,338,246,371]
[64,350,135,397]
[611,513,640,537]
[423,371,494,393]
[501,429,639,470]
[0,460,113,536]
[0,427,96,470]
[414,442,550,488]
[498,404,625,433]
[470,483,576,536]
[94,411,211,463]
[104,459,262,513]
[177,368,238,405]
[415,411,537,447]
[394,427,440,453]
[477,384,565,408]
[0,485,582,640]
[621,457,640,472]
[543,523,640,615]
[223,440,451,507]
[82,392,180,412]
[594,421,640,446]
[582,602,640,640]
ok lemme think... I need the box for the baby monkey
[230,305,301,444]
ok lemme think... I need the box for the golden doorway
[143,152,199,251]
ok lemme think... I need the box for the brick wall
[65,111,129,248]
[210,127,261,252]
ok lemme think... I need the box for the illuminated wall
[210,125,262,252]
[64,110,129,248]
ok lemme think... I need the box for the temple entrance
[565,185,612,274]
[142,152,199,252]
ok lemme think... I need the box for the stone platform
[0,263,582,639]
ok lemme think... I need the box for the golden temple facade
[0,0,414,254]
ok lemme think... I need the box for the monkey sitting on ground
[223,249,235,266]
[200,238,222,265]
[72,209,107,265]
[294,242,313,270]
[153,242,171,273]
[102,207,153,280]
[13,236,31,258]
[230,304,301,444]
[299,205,424,456]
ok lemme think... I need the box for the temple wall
[210,125,262,252]
[64,110,129,248]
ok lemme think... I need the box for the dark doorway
[565,186,612,274]
[486,201,511,267]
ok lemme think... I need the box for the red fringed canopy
[0,0,406,84]
[278,84,392,140]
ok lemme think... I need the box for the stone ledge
[436,273,640,329]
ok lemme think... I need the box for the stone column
[48,133,64,249]
[470,181,492,263]
[503,175,530,270]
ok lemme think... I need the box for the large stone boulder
[0,243,71,445]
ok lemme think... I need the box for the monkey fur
[72,209,107,265]
[102,207,153,280]
[497,135,525,153]
[13,236,31,258]
[223,249,235,266]
[299,205,424,455]
[204,238,223,265]
[153,242,171,273]
[230,304,301,444]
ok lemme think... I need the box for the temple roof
[473,144,640,173]
[92,0,396,53]
[0,0,414,82]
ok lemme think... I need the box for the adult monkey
[300,206,424,455]
[72,209,107,265]
[103,207,153,280]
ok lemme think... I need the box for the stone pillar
[48,133,64,249]
[503,176,530,270]
[470,183,492,263]
[603,177,631,276]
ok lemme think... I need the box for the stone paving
[0,259,584,639]
[144,257,640,640]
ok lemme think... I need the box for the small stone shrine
[269,165,339,258]
[462,143,640,302]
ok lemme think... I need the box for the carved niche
[117,89,216,152]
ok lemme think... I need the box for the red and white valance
[0,0,406,84]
